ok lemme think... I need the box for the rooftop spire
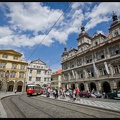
[112,11,118,22]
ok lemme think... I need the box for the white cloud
[85,2,120,31]
[0,27,13,37]
[0,2,120,49]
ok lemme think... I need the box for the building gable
[31,59,46,65]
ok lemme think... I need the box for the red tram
[26,84,44,96]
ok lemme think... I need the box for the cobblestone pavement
[41,94,120,112]
[0,92,120,118]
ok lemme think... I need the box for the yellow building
[0,50,28,92]
[51,69,62,90]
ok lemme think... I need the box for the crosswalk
[41,95,120,112]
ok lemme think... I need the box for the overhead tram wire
[27,2,72,61]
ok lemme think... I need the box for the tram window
[27,86,34,89]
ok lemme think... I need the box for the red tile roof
[105,33,109,38]
[52,69,62,75]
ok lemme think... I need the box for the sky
[0,2,120,72]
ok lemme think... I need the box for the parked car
[94,92,102,98]
[108,87,120,99]
[79,91,91,98]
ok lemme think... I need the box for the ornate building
[0,50,28,92]
[27,59,52,87]
[61,12,120,94]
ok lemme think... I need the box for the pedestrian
[68,88,73,101]
[55,88,58,98]
[75,87,80,101]
[72,89,76,102]
[91,88,96,101]
[53,89,56,98]
[59,89,63,99]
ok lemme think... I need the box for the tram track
[1,96,26,118]
[2,95,54,118]
[29,95,120,118]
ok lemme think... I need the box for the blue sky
[0,2,120,72]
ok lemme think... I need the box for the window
[113,65,120,74]
[0,71,4,77]
[2,54,7,58]
[20,65,25,70]
[44,78,46,81]
[96,50,105,60]
[13,56,18,60]
[77,71,83,79]
[37,70,41,74]
[10,72,16,78]
[0,63,6,68]
[77,59,82,66]
[86,55,92,63]
[99,67,110,76]
[109,45,120,56]
[12,64,17,69]
[19,73,24,78]
[95,41,98,46]
[70,62,74,68]
[36,77,41,81]
[70,72,74,79]
[30,70,32,73]
[114,30,119,37]
[29,77,32,81]
[87,71,94,77]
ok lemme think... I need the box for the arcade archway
[102,81,111,93]
[79,83,85,91]
[17,81,23,92]
[117,81,120,88]
[71,83,75,90]
[8,81,14,92]
[90,82,96,91]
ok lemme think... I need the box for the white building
[27,59,52,87]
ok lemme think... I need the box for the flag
[72,70,75,79]
[104,61,110,74]
[93,62,97,75]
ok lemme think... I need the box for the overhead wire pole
[27,2,72,61]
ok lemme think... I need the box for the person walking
[75,87,80,101]
[91,88,96,101]
[53,89,56,98]
[72,89,76,102]
[68,88,73,101]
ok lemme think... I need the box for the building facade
[0,50,28,92]
[51,69,62,90]
[27,59,52,87]
[61,12,120,94]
